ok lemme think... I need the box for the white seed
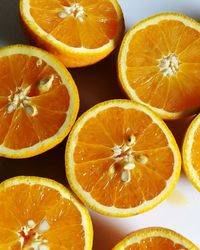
[108,165,115,176]
[38,75,54,93]
[31,242,40,250]
[58,11,68,18]
[28,219,36,228]
[38,219,50,232]
[123,162,135,170]
[39,245,49,250]
[136,155,148,164]
[121,170,131,182]
[126,134,136,146]
[25,105,38,116]
[36,58,43,67]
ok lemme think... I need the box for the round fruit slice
[65,100,181,217]
[118,13,200,120]
[112,227,199,250]
[0,176,93,249]
[183,113,200,191]
[20,0,125,68]
[0,45,79,158]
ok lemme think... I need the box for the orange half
[112,227,199,250]
[0,45,79,158]
[0,176,93,249]
[20,0,125,67]
[118,13,200,119]
[183,113,200,191]
[65,100,181,217]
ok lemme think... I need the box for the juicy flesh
[29,0,119,49]
[124,236,188,250]
[74,107,174,208]
[0,183,85,249]
[0,54,69,149]
[126,20,200,113]
[191,124,200,177]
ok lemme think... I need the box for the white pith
[7,85,38,116]
[58,4,85,22]
[67,100,181,216]
[158,53,179,77]
[18,219,49,249]
[112,135,148,183]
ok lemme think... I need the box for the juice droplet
[167,190,187,206]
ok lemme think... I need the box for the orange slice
[0,176,93,249]
[183,113,200,191]
[0,45,79,158]
[118,13,200,120]
[112,227,198,250]
[20,0,125,68]
[65,100,181,217]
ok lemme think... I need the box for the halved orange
[65,99,181,217]
[183,113,200,191]
[0,45,79,158]
[20,0,125,68]
[0,176,93,249]
[112,227,199,250]
[118,13,200,120]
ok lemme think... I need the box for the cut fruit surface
[0,176,93,250]
[112,227,199,250]
[0,45,79,158]
[183,113,200,191]
[65,100,181,217]
[118,13,200,119]
[20,0,125,67]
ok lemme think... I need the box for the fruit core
[7,75,54,116]
[111,129,148,183]
[18,219,50,250]
[58,4,85,22]
[159,53,179,77]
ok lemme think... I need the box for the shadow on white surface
[91,212,128,250]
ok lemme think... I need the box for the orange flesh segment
[0,54,69,149]
[0,184,85,249]
[126,20,200,113]
[74,107,174,208]
[29,0,119,49]
[125,237,188,250]
[191,125,200,176]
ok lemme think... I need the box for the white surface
[0,0,200,249]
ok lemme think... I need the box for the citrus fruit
[20,0,125,68]
[65,99,181,217]
[118,13,200,120]
[0,176,93,249]
[183,113,200,191]
[112,227,199,250]
[0,45,79,158]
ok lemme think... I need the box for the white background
[0,0,200,249]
